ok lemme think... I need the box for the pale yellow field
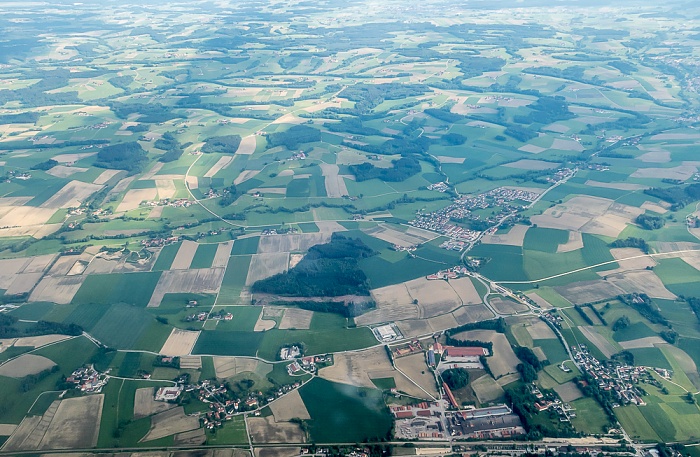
[0,354,56,378]
[269,390,310,422]
[160,329,200,356]
[116,188,157,212]
[279,308,313,330]
[481,224,529,246]
[171,240,199,270]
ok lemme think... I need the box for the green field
[299,378,392,443]
[72,272,162,307]
[190,243,219,269]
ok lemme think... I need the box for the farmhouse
[444,346,488,359]
[155,386,183,402]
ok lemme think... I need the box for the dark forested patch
[252,234,376,297]
[94,141,148,173]
[202,135,242,154]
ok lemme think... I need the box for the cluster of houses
[426,265,469,281]
[2,170,31,182]
[439,240,467,251]
[409,186,544,243]
[544,167,576,184]
[427,182,449,193]
[66,365,109,393]
[530,385,576,422]
[392,402,447,440]
[141,235,180,247]
[391,340,423,358]
[280,345,303,360]
[287,354,333,375]
[573,344,647,407]
[390,244,417,253]
[541,311,565,329]
[141,198,193,209]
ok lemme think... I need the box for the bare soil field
[213,357,259,378]
[315,221,347,233]
[103,176,136,203]
[0,424,16,436]
[47,254,90,275]
[641,201,669,214]
[606,270,675,299]
[489,297,528,315]
[437,156,465,164]
[579,326,619,358]
[141,407,199,442]
[254,312,277,332]
[236,135,258,155]
[51,153,95,163]
[532,196,641,238]
[525,320,557,339]
[257,233,331,254]
[186,175,199,190]
[354,304,420,326]
[116,188,157,212]
[148,268,225,307]
[406,278,461,318]
[395,353,439,398]
[269,390,311,422]
[174,428,206,446]
[212,241,234,268]
[46,165,87,178]
[319,347,393,388]
[1,416,42,452]
[134,387,176,419]
[1,334,70,349]
[5,272,44,295]
[481,224,529,246]
[619,337,666,349]
[155,179,176,200]
[609,247,656,271]
[29,275,86,304]
[631,165,697,181]
[637,148,671,163]
[37,395,103,450]
[551,138,584,152]
[93,169,122,185]
[140,162,164,180]
[584,180,647,191]
[525,292,555,309]
[204,156,233,178]
[451,304,495,325]
[256,448,302,457]
[554,382,584,402]
[555,280,623,305]
[320,163,348,198]
[160,329,200,356]
[0,206,56,232]
[248,416,305,444]
[234,169,261,185]
[149,206,164,218]
[40,180,103,210]
[427,313,459,332]
[471,374,505,404]
[363,225,428,247]
[503,159,558,170]
[451,330,519,379]
[0,354,56,378]
[370,283,414,308]
[245,253,289,286]
[449,278,483,305]
[396,319,432,338]
[279,308,313,330]
[171,240,199,270]
[180,356,202,370]
[289,254,304,269]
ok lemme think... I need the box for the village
[409,186,542,244]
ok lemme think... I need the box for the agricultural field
[4,0,700,451]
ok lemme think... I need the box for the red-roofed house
[445,346,488,358]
